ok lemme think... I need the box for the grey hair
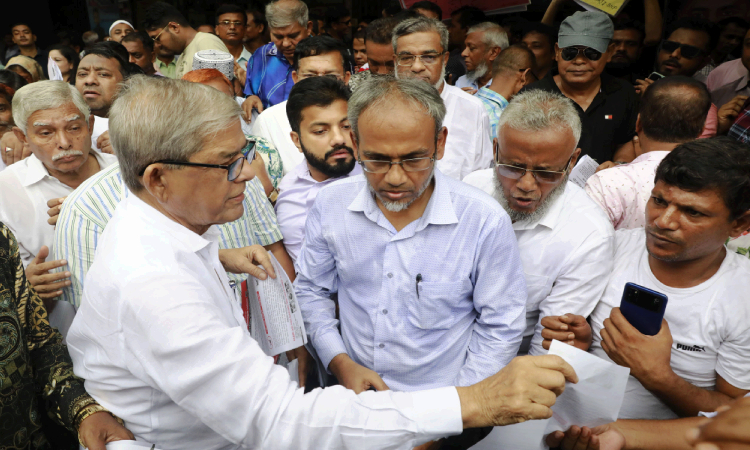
[266,0,309,29]
[467,22,509,50]
[498,90,582,148]
[392,17,449,55]
[109,75,242,193]
[348,75,446,143]
[12,80,91,134]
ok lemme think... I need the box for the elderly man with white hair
[455,22,508,92]
[0,80,117,336]
[66,75,578,450]
[463,89,614,450]
[393,17,493,181]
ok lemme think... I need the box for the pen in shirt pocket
[415,273,422,299]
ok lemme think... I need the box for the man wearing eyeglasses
[296,75,527,449]
[143,1,229,79]
[393,16,494,181]
[215,4,252,75]
[463,89,614,450]
[521,11,639,166]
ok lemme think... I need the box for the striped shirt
[475,87,508,142]
[243,42,294,108]
[53,163,282,308]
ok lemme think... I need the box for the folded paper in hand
[569,155,599,189]
[240,254,307,357]
[543,340,630,439]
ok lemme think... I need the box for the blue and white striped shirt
[295,169,527,391]
[54,163,282,308]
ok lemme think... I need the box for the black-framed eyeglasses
[494,146,573,184]
[397,52,446,66]
[660,40,704,59]
[560,46,603,61]
[138,139,256,181]
[358,152,436,173]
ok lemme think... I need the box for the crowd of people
[0,0,749,449]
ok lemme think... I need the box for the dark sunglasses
[660,40,704,59]
[560,46,603,61]
[138,139,256,182]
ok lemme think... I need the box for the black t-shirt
[520,72,639,163]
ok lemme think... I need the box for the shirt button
[382,309,388,314]
[379,343,385,348]
[387,273,393,278]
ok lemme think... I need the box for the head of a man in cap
[109,20,134,43]
[555,11,614,87]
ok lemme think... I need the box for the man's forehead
[12,25,31,33]
[271,22,304,35]
[299,52,344,72]
[122,41,144,51]
[301,100,348,125]
[653,180,723,206]
[397,31,443,52]
[669,28,710,46]
[219,12,245,21]
[79,54,120,71]
[28,103,85,124]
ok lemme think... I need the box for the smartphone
[647,72,665,81]
[619,282,668,336]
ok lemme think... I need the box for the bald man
[476,45,538,140]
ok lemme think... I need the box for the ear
[568,147,581,172]
[435,126,448,161]
[350,129,360,159]
[554,43,560,62]
[604,43,615,63]
[87,115,96,138]
[492,137,499,161]
[635,114,642,134]
[344,71,351,84]
[12,127,27,145]
[141,164,170,203]
[729,211,750,239]
[290,130,303,153]
[306,21,314,36]
[489,46,502,62]
[291,70,299,83]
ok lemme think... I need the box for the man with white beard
[463,89,614,450]
[0,81,117,337]
[455,22,507,93]
[393,16,494,181]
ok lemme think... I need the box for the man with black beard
[464,89,614,449]
[606,19,648,84]
[275,76,359,262]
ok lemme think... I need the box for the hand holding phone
[619,282,668,336]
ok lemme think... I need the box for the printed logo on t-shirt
[604,115,613,120]
[676,343,706,352]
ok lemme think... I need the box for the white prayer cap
[109,20,134,35]
[192,50,235,80]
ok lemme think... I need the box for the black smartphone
[647,72,665,81]
[619,282,668,336]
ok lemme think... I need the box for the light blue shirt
[295,169,527,392]
[476,87,509,141]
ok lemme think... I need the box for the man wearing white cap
[109,20,134,43]
[521,11,639,165]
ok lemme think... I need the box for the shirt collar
[238,47,252,63]
[22,154,52,187]
[736,72,750,92]
[477,87,508,106]
[512,182,568,231]
[128,194,215,254]
[347,168,458,229]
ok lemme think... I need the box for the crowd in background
[0,0,750,449]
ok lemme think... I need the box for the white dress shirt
[439,84,494,181]
[463,169,615,356]
[0,151,117,266]
[274,160,361,262]
[91,116,108,153]
[296,169,527,392]
[251,100,304,176]
[67,194,463,449]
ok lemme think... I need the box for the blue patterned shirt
[476,87,509,141]
[244,43,294,108]
[295,169,527,391]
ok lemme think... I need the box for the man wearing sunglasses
[522,11,639,166]
[650,18,717,82]
[143,1,229,79]
[463,89,615,450]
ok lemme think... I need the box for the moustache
[324,145,354,159]
[663,58,681,68]
[646,226,681,245]
[52,150,84,161]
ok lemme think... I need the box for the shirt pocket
[408,279,474,330]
